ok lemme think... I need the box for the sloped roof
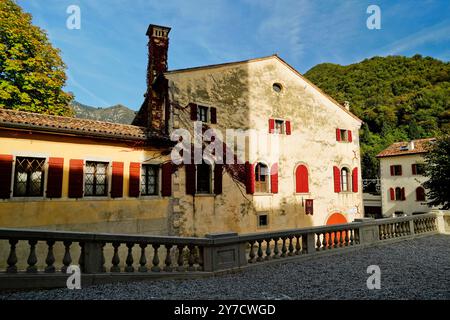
[165,54,362,123]
[376,138,436,158]
[0,108,151,141]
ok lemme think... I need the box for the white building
[377,138,436,217]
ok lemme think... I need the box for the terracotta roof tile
[376,138,436,158]
[0,108,149,140]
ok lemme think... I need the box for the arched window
[340,168,350,192]
[416,187,425,201]
[255,162,269,193]
[295,165,309,193]
[395,187,402,200]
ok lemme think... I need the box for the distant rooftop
[376,138,436,158]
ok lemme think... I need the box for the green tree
[0,0,73,115]
[423,135,450,209]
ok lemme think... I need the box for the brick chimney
[132,24,171,133]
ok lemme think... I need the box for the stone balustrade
[0,211,447,290]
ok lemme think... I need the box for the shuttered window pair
[389,187,406,201]
[190,103,217,124]
[185,163,222,195]
[268,119,291,135]
[390,165,402,176]
[336,129,352,142]
[333,166,358,193]
[244,162,278,194]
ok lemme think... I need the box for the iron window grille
[141,164,159,196]
[85,161,108,196]
[13,157,46,197]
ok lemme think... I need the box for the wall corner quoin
[203,232,246,272]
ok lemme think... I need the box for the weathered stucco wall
[0,132,171,235]
[380,154,432,217]
[166,57,363,236]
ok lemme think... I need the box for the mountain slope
[304,54,450,178]
[71,101,136,125]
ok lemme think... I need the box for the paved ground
[1,234,449,300]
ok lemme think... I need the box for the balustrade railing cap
[206,232,238,239]
[354,218,375,222]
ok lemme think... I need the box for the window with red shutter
[245,161,255,194]
[214,164,222,195]
[333,166,341,193]
[185,164,196,195]
[268,119,275,134]
[111,162,124,198]
[190,103,198,121]
[129,162,141,197]
[295,165,309,193]
[0,154,13,199]
[68,159,84,198]
[348,130,352,142]
[389,188,395,201]
[352,167,358,193]
[210,107,217,124]
[161,162,173,196]
[412,164,417,175]
[401,187,406,201]
[270,163,278,194]
[416,187,425,201]
[285,121,291,135]
[46,157,64,198]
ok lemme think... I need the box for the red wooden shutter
[285,121,291,135]
[46,157,64,198]
[210,107,217,124]
[269,119,275,134]
[401,187,406,201]
[336,129,341,142]
[412,164,417,175]
[348,130,352,142]
[295,165,309,193]
[111,161,124,198]
[389,188,395,200]
[270,163,278,194]
[190,103,198,121]
[398,165,402,176]
[129,162,141,197]
[214,164,223,195]
[352,167,358,193]
[185,164,196,195]
[333,166,341,193]
[416,187,425,201]
[390,166,395,176]
[161,162,173,196]
[245,161,255,194]
[68,159,84,198]
[0,154,13,199]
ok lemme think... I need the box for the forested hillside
[304,55,450,178]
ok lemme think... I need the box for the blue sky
[17,0,450,110]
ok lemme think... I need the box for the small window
[197,106,208,123]
[391,165,402,176]
[258,214,268,227]
[141,164,159,196]
[196,163,211,194]
[272,83,282,93]
[412,164,425,175]
[416,187,426,201]
[340,168,350,192]
[13,157,45,197]
[340,129,348,141]
[275,120,284,134]
[85,161,108,196]
[255,162,269,193]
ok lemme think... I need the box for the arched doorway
[325,213,347,244]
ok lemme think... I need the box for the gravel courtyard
[1,234,449,300]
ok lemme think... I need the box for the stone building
[0,24,363,236]
[377,138,436,217]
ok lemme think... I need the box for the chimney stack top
[146,24,171,38]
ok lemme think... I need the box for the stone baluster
[177,245,185,271]
[288,236,295,256]
[321,233,328,250]
[78,242,85,272]
[138,243,148,272]
[349,229,354,245]
[354,229,360,244]
[273,238,280,259]
[265,239,272,261]
[333,232,339,248]
[281,237,288,257]
[26,240,38,273]
[110,242,121,272]
[295,235,301,254]
[164,244,173,272]
[6,239,18,273]
[315,233,321,251]
[256,240,264,262]
[45,240,56,273]
[187,245,196,271]
[248,241,256,263]
[302,235,308,254]
[196,246,204,271]
[100,243,106,272]
[125,243,134,272]
[61,241,72,273]
[342,230,348,246]
[151,244,161,272]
